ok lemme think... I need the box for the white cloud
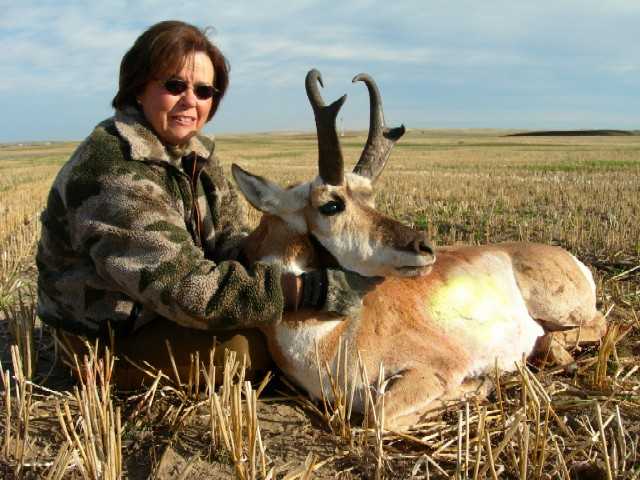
[4,0,639,91]
[603,63,640,75]
[238,35,434,63]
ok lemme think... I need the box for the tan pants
[56,318,273,390]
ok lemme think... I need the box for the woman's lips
[171,115,196,126]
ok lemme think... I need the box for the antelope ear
[231,164,307,215]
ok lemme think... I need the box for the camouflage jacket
[36,108,284,337]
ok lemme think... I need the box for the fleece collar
[113,107,213,166]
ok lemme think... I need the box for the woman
[36,21,377,388]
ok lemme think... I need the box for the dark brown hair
[112,20,229,121]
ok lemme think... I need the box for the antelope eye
[319,200,344,216]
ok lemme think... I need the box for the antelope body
[233,70,606,428]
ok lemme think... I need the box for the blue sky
[1,0,639,142]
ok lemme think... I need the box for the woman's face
[138,51,215,145]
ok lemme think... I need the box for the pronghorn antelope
[232,70,607,428]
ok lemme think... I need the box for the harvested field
[0,130,639,478]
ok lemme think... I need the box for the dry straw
[2,287,37,379]
[53,341,122,479]
[0,345,34,476]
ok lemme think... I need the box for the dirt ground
[2,311,637,479]
[0,315,400,478]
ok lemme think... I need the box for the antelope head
[232,69,435,277]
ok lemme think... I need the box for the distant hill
[507,130,639,137]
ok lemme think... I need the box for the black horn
[352,73,405,183]
[305,69,346,186]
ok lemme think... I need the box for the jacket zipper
[181,152,206,248]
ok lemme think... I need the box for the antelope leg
[376,368,459,430]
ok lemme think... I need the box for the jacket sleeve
[200,155,252,264]
[65,144,285,331]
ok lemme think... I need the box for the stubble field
[0,130,639,478]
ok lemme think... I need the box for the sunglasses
[160,78,218,100]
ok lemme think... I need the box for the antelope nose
[412,235,434,257]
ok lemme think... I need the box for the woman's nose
[180,87,198,107]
